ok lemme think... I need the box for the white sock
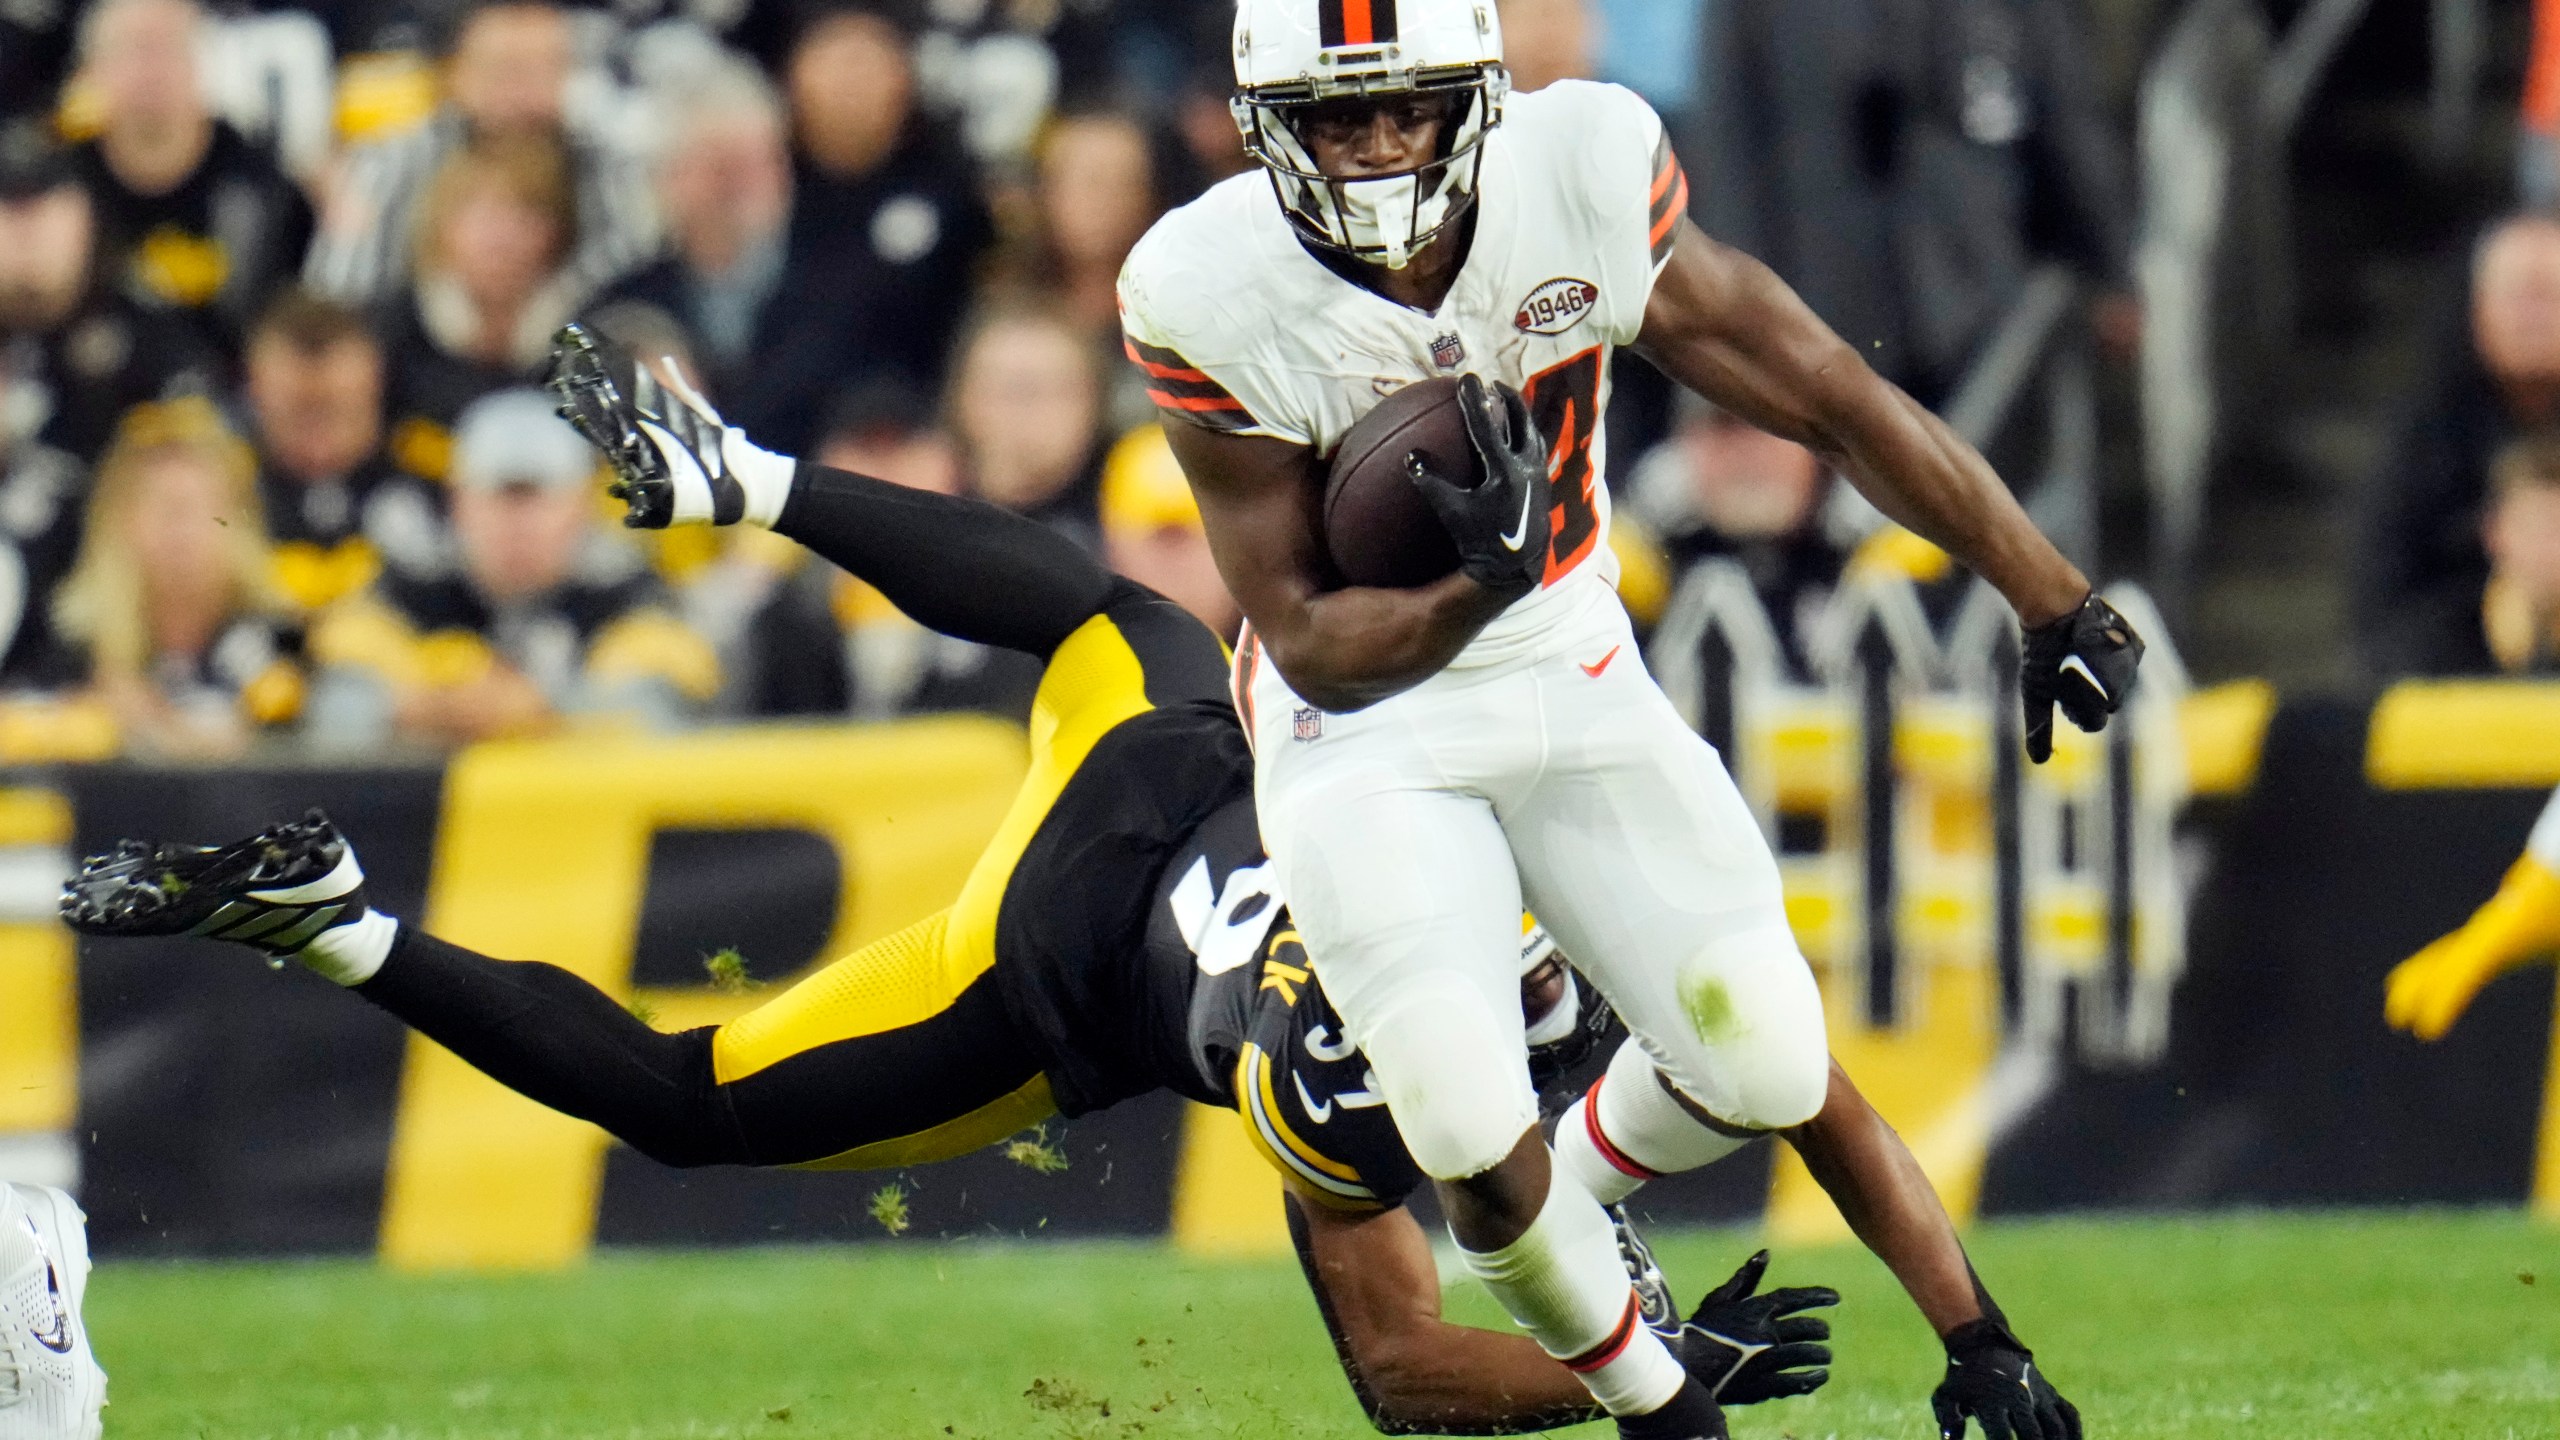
[299,910,397,987]
[1556,1042,1754,1206]
[1458,1162,1688,1416]
[721,428,796,527]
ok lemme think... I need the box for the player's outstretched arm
[1161,421,1515,712]
[1287,1191,1605,1434]
[1285,1191,1833,1433]
[1633,223,2088,627]
[1634,223,2143,762]
[1782,1060,2081,1440]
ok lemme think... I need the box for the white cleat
[0,1185,104,1440]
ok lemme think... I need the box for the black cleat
[60,809,370,963]
[1614,1377,1728,1440]
[544,321,743,529]
[1611,1203,1680,1339]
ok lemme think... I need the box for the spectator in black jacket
[0,122,216,464]
[68,0,313,363]
[782,4,993,397]
[590,60,865,454]
[2362,217,2560,677]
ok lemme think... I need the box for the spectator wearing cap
[375,132,584,486]
[2364,216,2560,676]
[67,0,313,361]
[246,289,449,611]
[948,307,1104,551]
[307,387,717,748]
[784,5,995,398]
[589,61,873,455]
[44,396,305,758]
[0,121,217,463]
[798,379,1041,721]
[1098,422,1235,641]
[305,0,656,307]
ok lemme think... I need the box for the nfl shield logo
[1292,706,1324,742]
[1430,333,1466,370]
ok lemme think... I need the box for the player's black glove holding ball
[1673,1250,1837,1405]
[1931,1317,2082,1440]
[2019,593,2145,764]
[1407,373,1552,598]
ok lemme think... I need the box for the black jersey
[1013,753,1433,1209]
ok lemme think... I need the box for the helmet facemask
[1233,62,1507,271]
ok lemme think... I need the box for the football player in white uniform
[0,1183,104,1440]
[1118,3,2136,1437]
[2386,785,2560,1040]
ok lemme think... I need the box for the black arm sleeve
[773,461,1116,660]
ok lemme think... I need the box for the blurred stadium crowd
[0,0,2554,763]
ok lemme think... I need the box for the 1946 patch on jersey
[1515,277,1600,335]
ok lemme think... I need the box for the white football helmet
[1231,0,1508,270]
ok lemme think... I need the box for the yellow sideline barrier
[381,719,1025,1270]
[0,792,75,1148]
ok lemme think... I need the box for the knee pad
[1651,926,1830,1132]
[1354,978,1540,1181]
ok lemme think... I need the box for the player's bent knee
[1354,981,1539,1181]
[1658,927,1830,1132]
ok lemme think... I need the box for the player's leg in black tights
[352,926,1048,1169]
[354,928,752,1166]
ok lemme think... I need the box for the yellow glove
[2385,857,2560,1041]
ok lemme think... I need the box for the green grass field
[88,1211,2558,1440]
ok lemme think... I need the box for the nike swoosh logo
[2058,654,2110,703]
[1580,645,1621,679]
[1498,482,1538,552]
[1293,1072,1334,1124]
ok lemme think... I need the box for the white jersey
[1118,80,1688,665]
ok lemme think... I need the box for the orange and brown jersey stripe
[1647,131,1690,267]
[1125,337,1255,432]
[1319,0,1398,47]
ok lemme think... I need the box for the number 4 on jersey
[1522,346,1605,585]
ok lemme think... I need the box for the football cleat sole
[60,809,367,959]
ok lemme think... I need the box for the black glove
[2019,593,2144,764]
[1406,373,1551,597]
[1931,1319,2081,1440]
[1674,1250,1837,1405]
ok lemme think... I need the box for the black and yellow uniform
[341,457,1487,1203]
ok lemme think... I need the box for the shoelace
[0,1329,25,1405]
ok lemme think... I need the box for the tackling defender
[68,326,2049,1436]
[2385,786,2560,1040]
[1119,4,2134,1437]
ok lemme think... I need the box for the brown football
[1322,376,1479,589]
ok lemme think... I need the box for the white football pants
[1242,582,1828,1180]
